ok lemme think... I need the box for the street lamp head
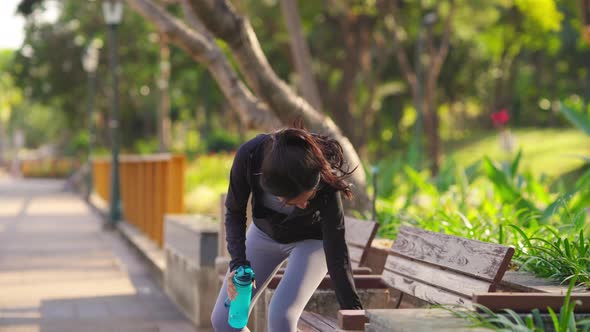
[102,0,124,25]
[423,12,438,26]
[82,44,100,73]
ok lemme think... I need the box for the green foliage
[204,131,241,153]
[513,224,590,288]
[8,102,66,148]
[133,138,159,155]
[185,153,233,216]
[514,0,563,32]
[448,129,590,178]
[63,131,89,157]
[447,276,590,331]
[559,103,590,137]
[375,148,590,285]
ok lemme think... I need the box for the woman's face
[277,188,317,210]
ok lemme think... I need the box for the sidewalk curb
[86,193,166,286]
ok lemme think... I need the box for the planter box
[163,214,218,328]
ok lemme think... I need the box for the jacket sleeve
[225,141,253,272]
[320,190,363,310]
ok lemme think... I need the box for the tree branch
[185,0,370,210]
[280,0,323,111]
[383,4,418,95]
[126,0,281,131]
[429,0,456,82]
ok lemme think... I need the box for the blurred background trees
[3,0,590,212]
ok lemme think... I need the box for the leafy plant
[559,103,590,137]
[447,276,590,331]
[512,224,590,288]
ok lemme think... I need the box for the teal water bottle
[227,265,255,329]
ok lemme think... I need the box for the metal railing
[92,154,185,247]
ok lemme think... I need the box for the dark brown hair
[260,120,355,200]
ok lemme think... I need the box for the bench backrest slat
[344,216,379,267]
[383,255,491,305]
[383,226,514,305]
[384,271,474,306]
[391,226,514,281]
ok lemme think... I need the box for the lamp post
[103,0,123,225]
[410,11,437,170]
[82,42,99,200]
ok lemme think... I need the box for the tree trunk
[280,0,323,111]
[0,117,5,166]
[422,83,440,175]
[581,0,590,44]
[157,32,172,152]
[127,0,371,212]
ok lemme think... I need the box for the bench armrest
[338,310,367,330]
[268,274,387,289]
[276,266,374,275]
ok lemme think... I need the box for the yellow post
[120,160,128,222]
[146,161,155,242]
[129,161,137,227]
[154,160,164,247]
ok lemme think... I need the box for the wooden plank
[268,274,386,290]
[383,255,493,300]
[296,319,321,332]
[338,309,367,330]
[348,245,365,267]
[392,226,514,283]
[345,217,379,267]
[298,311,337,331]
[344,216,378,248]
[219,194,228,258]
[473,293,590,313]
[498,271,569,294]
[381,271,472,306]
[275,266,373,275]
[297,314,322,332]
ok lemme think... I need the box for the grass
[185,152,234,216]
[183,128,590,221]
[446,128,590,177]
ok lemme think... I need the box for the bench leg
[394,292,404,309]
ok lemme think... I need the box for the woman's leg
[211,223,288,332]
[267,239,328,332]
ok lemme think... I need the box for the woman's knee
[267,304,299,332]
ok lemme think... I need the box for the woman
[211,123,363,332]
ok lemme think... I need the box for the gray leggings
[211,222,328,332]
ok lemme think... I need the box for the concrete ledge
[164,214,220,329]
[118,221,166,285]
[164,214,218,267]
[165,249,218,328]
[365,308,492,332]
[88,192,109,219]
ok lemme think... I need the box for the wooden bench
[298,225,515,331]
[249,217,382,332]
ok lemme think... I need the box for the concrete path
[0,177,199,332]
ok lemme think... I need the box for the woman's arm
[320,190,363,310]
[225,140,254,271]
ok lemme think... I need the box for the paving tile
[0,179,197,332]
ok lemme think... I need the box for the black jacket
[224,134,363,310]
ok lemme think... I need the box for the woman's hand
[227,270,256,301]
